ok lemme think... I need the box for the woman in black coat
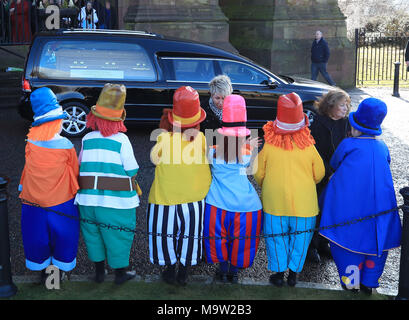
[201,74,233,133]
[307,89,351,263]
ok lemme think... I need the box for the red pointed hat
[273,92,309,134]
[217,94,251,137]
[168,86,206,128]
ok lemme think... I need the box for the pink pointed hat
[217,94,251,137]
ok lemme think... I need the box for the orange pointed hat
[168,86,206,128]
[273,92,309,134]
[263,92,314,150]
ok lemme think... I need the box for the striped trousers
[203,203,263,268]
[147,200,204,266]
[264,214,316,273]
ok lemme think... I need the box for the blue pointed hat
[348,97,387,136]
[30,87,69,127]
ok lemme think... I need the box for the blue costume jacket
[319,135,401,256]
[205,148,262,213]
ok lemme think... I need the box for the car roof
[32,29,255,64]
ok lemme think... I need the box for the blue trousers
[330,242,388,289]
[264,214,316,273]
[21,198,80,271]
[311,62,336,86]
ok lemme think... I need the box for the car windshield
[37,40,157,81]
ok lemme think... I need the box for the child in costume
[148,86,211,286]
[254,92,325,287]
[319,97,402,294]
[19,87,80,282]
[203,94,263,284]
[75,83,139,285]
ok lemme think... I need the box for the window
[38,40,156,81]
[218,60,268,85]
[163,58,215,82]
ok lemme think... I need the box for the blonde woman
[201,74,233,132]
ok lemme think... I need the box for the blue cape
[319,136,401,256]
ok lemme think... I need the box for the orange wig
[27,119,63,141]
[263,121,315,150]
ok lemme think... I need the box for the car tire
[61,101,90,138]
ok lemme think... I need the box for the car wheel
[61,101,89,137]
[304,108,316,126]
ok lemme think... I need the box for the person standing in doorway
[311,30,336,86]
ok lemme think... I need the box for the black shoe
[229,273,239,284]
[341,284,359,293]
[287,270,297,287]
[94,261,106,283]
[318,242,332,259]
[162,264,176,285]
[60,271,67,282]
[216,270,229,283]
[40,267,66,285]
[269,272,284,287]
[40,269,47,285]
[360,283,373,295]
[176,264,189,286]
[306,247,321,264]
[114,268,136,285]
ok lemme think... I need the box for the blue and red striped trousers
[203,203,263,268]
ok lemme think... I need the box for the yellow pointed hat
[91,83,127,121]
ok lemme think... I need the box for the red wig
[86,112,127,137]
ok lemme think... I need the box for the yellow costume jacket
[148,131,211,205]
[254,141,325,218]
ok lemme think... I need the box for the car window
[37,40,156,81]
[162,58,215,82]
[218,60,269,85]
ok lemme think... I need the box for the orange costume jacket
[19,138,79,207]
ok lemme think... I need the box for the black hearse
[18,29,333,137]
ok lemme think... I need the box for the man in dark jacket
[405,39,409,71]
[311,30,336,86]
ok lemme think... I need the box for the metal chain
[17,197,403,241]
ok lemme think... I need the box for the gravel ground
[2,86,408,295]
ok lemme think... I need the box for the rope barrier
[19,197,403,241]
